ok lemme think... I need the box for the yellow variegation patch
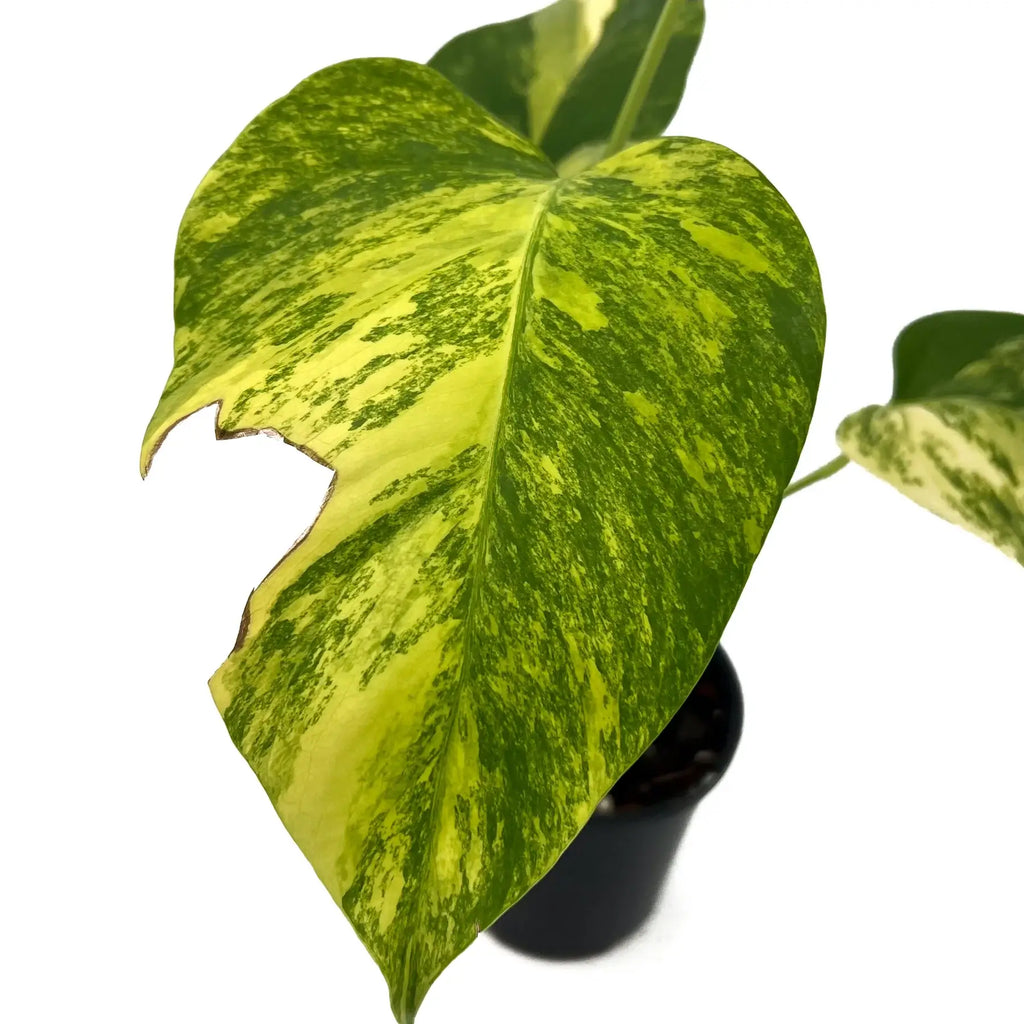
[143,58,823,1022]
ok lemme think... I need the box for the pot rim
[595,646,744,822]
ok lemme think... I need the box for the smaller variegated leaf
[838,311,1024,565]
[429,0,704,170]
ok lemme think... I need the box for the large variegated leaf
[429,0,704,170]
[838,311,1024,565]
[141,58,823,1022]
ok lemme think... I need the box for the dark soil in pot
[488,646,743,959]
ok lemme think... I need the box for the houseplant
[140,1,1023,1021]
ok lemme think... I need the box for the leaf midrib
[395,173,564,1017]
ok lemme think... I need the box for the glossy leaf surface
[142,58,823,1022]
[429,0,705,169]
[838,311,1024,564]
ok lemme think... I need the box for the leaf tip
[389,989,418,1024]
[139,436,157,479]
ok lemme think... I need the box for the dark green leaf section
[142,57,823,1023]
[429,0,705,167]
[838,311,1024,564]
[892,310,1024,401]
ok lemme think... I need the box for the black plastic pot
[488,647,743,959]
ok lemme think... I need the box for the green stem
[783,454,850,497]
[604,0,687,158]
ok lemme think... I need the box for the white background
[4,1,1023,1021]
